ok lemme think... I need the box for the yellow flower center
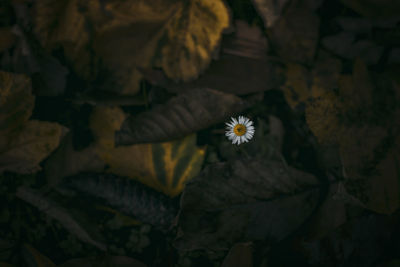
[233,124,247,136]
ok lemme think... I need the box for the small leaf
[115,88,248,145]
[22,244,56,267]
[0,71,65,174]
[175,159,321,252]
[61,173,178,229]
[90,106,205,196]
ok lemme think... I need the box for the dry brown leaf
[115,88,248,145]
[0,71,65,174]
[268,0,319,64]
[33,0,230,95]
[305,60,400,214]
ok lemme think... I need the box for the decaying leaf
[155,0,230,82]
[251,0,290,28]
[141,21,283,96]
[59,255,146,267]
[61,173,178,229]
[115,88,248,145]
[0,71,65,174]
[303,212,400,267]
[267,0,319,64]
[44,132,104,186]
[175,159,321,252]
[340,0,400,18]
[221,242,253,267]
[22,244,56,267]
[0,27,16,53]
[33,0,229,94]
[305,60,400,214]
[16,186,106,251]
[90,106,205,197]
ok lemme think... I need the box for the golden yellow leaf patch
[0,71,65,174]
[90,106,205,197]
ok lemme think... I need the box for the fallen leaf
[302,212,400,267]
[0,27,16,53]
[16,186,106,251]
[0,71,65,174]
[22,244,56,267]
[33,0,229,95]
[221,242,253,267]
[340,0,400,18]
[115,88,248,145]
[90,106,205,197]
[61,173,178,230]
[155,0,230,82]
[267,0,319,64]
[322,32,384,65]
[174,159,321,252]
[251,0,290,28]
[59,255,146,267]
[305,60,400,213]
[141,21,284,96]
[44,132,104,187]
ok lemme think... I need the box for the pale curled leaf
[175,159,321,252]
[115,88,249,145]
[16,186,106,251]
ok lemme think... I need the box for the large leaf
[340,0,400,18]
[115,88,248,145]
[61,173,178,229]
[90,106,205,197]
[0,71,65,174]
[174,159,321,252]
[33,0,229,94]
[141,20,284,96]
[304,60,400,214]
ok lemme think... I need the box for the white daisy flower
[225,116,255,145]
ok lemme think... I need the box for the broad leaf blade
[115,88,248,145]
[175,159,321,252]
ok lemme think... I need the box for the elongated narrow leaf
[175,159,321,252]
[61,173,178,230]
[115,88,248,145]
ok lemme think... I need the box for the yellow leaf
[158,0,230,81]
[90,106,205,197]
[0,71,65,174]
